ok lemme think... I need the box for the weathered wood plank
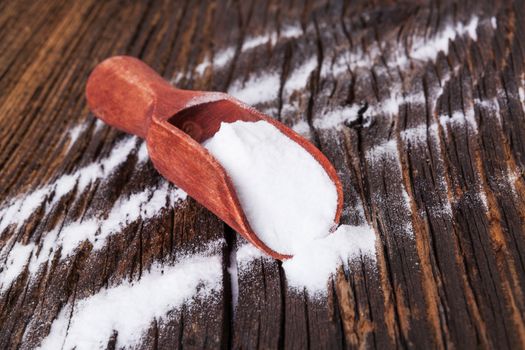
[1,0,525,349]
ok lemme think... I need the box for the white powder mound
[234,224,376,296]
[204,120,338,256]
[206,120,377,295]
[282,224,375,295]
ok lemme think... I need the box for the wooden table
[1,0,525,348]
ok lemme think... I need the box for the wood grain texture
[1,0,525,348]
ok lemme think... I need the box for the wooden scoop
[86,56,343,260]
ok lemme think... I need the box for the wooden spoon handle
[86,56,196,139]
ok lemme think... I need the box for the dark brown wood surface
[1,0,525,348]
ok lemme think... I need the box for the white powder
[235,242,267,271]
[137,141,149,162]
[439,109,478,132]
[0,133,177,293]
[519,86,525,105]
[0,183,186,292]
[310,91,426,132]
[228,73,280,105]
[313,105,361,130]
[283,57,317,96]
[242,24,302,51]
[291,120,311,136]
[37,244,223,350]
[0,136,144,235]
[204,120,338,255]
[66,123,87,151]
[0,244,35,290]
[400,123,429,144]
[491,17,497,29]
[366,139,399,164]
[0,187,49,234]
[393,16,479,66]
[193,24,302,78]
[282,225,375,295]
[233,223,376,296]
[204,120,377,295]
[213,48,236,68]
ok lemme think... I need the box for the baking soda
[204,120,338,255]
[204,120,376,294]
[38,243,223,350]
[281,224,375,294]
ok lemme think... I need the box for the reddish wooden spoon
[86,56,343,260]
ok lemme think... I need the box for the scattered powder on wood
[37,242,223,350]
[282,224,375,294]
